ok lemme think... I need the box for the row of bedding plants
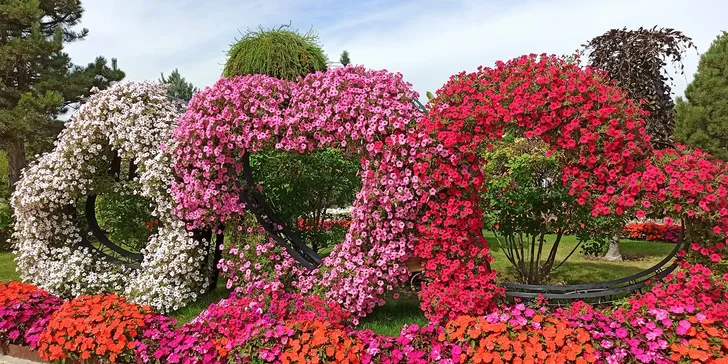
[623,222,683,243]
[2,262,728,363]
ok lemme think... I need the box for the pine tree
[339,50,351,66]
[160,69,198,102]
[674,31,728,160]
[0,0,125,192]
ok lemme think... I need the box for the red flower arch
[416,54,662,321]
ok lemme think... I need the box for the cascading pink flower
[172,66,424,317]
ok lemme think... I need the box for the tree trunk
[6,138,26,194]
[603,233,623,261]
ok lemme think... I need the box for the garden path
[0,355,42,364]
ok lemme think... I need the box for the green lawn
[359,293,428,336]
[0,236,678,335]
[170,280,230,324]
[485,232,677,285]
[0,252,19,281]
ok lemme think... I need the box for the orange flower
[37,293,153,363]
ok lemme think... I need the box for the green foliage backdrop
[674,31,728,160]
[0,152,10,251]
[250,149,359,253]
[481,137,610,284]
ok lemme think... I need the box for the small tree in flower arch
[481,137,611,284]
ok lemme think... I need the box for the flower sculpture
[11,81,211,313]
[173,55,706,322]
[6,53,728,364]
[415,54,659,321]
[173,66,425,318]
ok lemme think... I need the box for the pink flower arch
[172,66,430,317]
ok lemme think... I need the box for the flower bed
[7,54,728,363]
[295,218,351,232]
[0,282,63,350]
[3,265,728,363]
[623,222,683,243]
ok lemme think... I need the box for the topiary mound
[223,24,328,81]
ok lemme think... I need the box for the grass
[359,293,428,336]
[484,232,676,285]
[0,251,19,281]
[0,236,678,335]
[170,279,230,324]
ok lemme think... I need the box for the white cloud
[67,0,727,101]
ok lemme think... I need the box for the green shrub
[0,201,12,251]
[481,137,610,284]
[73,174,157,255]
[224,24,356,252]
[223,24,328,81]
[93,193,157,253]
[250,148,359,253]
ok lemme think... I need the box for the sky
[65,0,727,102]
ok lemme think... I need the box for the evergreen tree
[674,31,728,160]
[0,0,125,192]
[584,27,696,147]
[339,50,351,66]
[160,68,198,102]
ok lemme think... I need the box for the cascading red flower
[415,54,656,322]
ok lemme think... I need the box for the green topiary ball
[223,25,329,81]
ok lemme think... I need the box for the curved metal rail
[235,153,323,271]
[77,153,144,267]
[503,225,686,304]
[77,152,221,278]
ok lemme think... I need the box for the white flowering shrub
[11,81,210,313]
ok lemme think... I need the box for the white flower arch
[11,81,210,312]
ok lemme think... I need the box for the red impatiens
[623,222,682,243]
[0,282,64,349]
[38,293,155,363]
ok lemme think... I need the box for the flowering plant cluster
[5,268,728,363]
[0,282,64,349]
[295,217,351,232]
[623,222,682,243]
[553,263,728,363]
[133,265,728,363]
[10,81,211,312]
[414,53,658,322]
[135,286,353,363]
[639,146,728,264]
[37,293,154,363]
[218,216,306,293]
[172,65,426,317]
